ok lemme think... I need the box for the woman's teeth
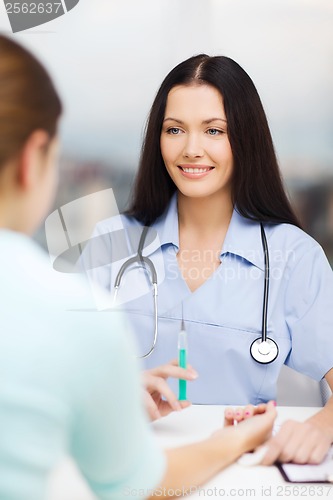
[181,167,212,173]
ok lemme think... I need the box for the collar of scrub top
[142,193,266,320]
[149,193,266,272]
[129,194,278,364]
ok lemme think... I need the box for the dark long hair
[127,54,301,228]
[0,35,62,169]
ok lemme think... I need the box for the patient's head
[0,35,62,233]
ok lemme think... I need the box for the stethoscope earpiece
[250,338,279,364]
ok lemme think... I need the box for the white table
[47,406,332,500]
[151,405,333,499]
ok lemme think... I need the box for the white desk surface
[47,406,333,500]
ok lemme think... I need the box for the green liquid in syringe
[179,348,187,400]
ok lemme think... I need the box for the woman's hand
[224,403,271,426]
[142,360,198,421]
[219,401,277,454]
[261,419,332,465]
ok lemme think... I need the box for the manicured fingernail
[245,411,250,416]
[272,401,277,406]
[236,412,241,417]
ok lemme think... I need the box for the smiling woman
[83,54,333,466]
[127,54,301,228]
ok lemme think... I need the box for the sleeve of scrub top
[70,311,166,499]
[284,244,333,380]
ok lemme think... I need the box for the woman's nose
[183,133,204,158]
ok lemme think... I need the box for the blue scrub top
[83,194,333,405]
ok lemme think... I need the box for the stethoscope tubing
[113,226,158,358]
[260,222,269,343]
[113,222,279,363]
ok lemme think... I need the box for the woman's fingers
[142,361,196,419]
[145,373,185,411]
[143,390,161,421]
[179,400,191,410]
[167,359,196,372]
[143,377,192,420]
[253,403,268,415]
[225,405,255,425]
[261,415,330,465]
[224,408,236,426]
[224,402,275,427]
[243,405,255,419]
[158,398,192,418]
[144,363,198,381]
[155,377,183,411]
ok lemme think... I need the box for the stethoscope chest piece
[250,338,279,364]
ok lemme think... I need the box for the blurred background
[0,0,332,263]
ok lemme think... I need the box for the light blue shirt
[84,194,333,405]
[0,230,165,500]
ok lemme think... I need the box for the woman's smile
[178,164,215,179]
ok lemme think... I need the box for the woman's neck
[177,191,233,234]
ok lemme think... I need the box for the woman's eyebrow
[202,118,227,124]
[163,117,227,124]
[163,117,184,124]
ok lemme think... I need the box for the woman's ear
[17,130,50,189]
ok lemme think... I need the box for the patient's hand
[224,403,271,426]
[142,360,198,421]
[220,402,277,454]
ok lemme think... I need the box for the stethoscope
[113,223,279,364]
[113,226,158,358]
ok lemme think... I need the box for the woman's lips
[178,165,214,179]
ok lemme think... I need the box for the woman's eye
[166,127,182,135]
[207,128,223,136]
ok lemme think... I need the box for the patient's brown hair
[0,35,62,168]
